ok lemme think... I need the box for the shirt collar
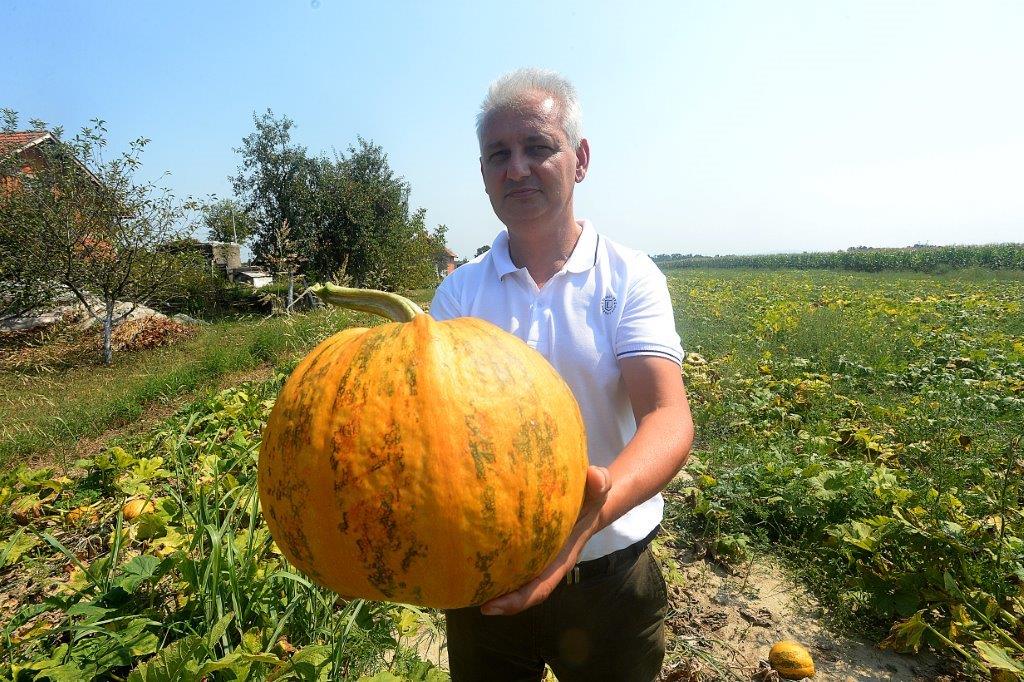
[564,219,599,274]
[490,229,518,279]
[491,219,599,281]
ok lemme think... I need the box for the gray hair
[476,68,583,150]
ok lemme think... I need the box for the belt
[564,525,660,585]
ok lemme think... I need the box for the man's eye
[530,145,553,154]
[489,150,509,162]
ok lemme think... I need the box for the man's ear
[575,139,590,183]
[480,157,485,192]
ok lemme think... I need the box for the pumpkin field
[1,268,1023,680]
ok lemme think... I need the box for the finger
[588,465,611,495]
[582,465,611,507]
[481,551,576,616]
[481,578,552,616]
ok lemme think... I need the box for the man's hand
[479,465,611,616]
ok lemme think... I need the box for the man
[430,68,694,681]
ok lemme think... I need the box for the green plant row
[0,375,448,681]
[658,243,1024,273]
[664,269,1024,678]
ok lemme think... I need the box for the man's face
[478,91,589,231]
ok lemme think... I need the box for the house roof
[0,130,104,188]
[442,247,458,258]
[0,130,54,157]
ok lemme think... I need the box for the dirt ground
[657,547,943,681]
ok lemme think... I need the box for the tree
[231,113,450,291]
[264,218,306,312]
[202,197,254,244]
[231,110,315,265]
[475,245,491,257]
[308,138,447,290]
[0,113,201,364]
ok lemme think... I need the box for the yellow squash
[769,640,816,679]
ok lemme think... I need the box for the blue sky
[4,1,1022,258]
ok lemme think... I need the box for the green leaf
[975,641,1024,672]
[135,512,169,540]
[65,602,113,623]
[267,645,332,681]
[881,611,928,653]
[839,520,879,552]
[403,659,450,681]
[109,446,137,469]
[199,651,282,675]
[892,588,921,617]
[150,526,188,558]
[117,554,162,593]
[126,635,205,682]
[36,662,91,682]
[206,611,235,649]
[0,528,40,567]
[156,497,180,518]
[800,462,824,478]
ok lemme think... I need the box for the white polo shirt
[430,219,684,562]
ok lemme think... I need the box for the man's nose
[507,150,531,181]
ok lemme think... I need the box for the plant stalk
[308,283,424,323]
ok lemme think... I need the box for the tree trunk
[103,298,114,365]
[287,272,295,313]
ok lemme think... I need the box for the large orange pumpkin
[258,285,588,609]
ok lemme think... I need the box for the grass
[0,308,373,468]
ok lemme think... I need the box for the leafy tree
[475,245,491,257]
[231,113,450,291]
[308,138,446,290]
[0,112,201,364]
[202,197,254,244]
[230,110,315,265]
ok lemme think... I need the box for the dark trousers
[444,547,668,682]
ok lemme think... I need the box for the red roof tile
[0,130,51,157]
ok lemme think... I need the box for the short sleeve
[614,258,684,365]
[428,279,462,321]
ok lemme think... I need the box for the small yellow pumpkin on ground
[258,285,589,609]
[122,498,155,521]
[66,505,100,526]
[769,639,816,679]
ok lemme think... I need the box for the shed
[232,267,273,288]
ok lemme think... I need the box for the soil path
[658,548,941,681]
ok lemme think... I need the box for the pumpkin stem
[309,283,425,322]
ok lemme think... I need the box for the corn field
[658,243,1024,273]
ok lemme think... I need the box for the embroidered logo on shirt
[601,294,617,314]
